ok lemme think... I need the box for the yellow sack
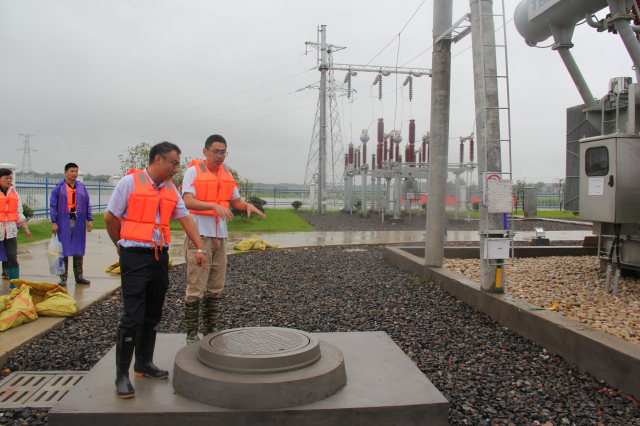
[105,261,119,272]
[105,258,172,274]
[0,285,38,331]
[233,235,279,252]
[10,279,79,318]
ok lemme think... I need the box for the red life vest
[0,187,20,225]
[119,169,179,244]
[188,159,237,216]
[66,183,76,212]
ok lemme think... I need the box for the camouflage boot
[73,256,91,284]
[185,300,201,345]
[58,257,69,286]
[202,295,219,336]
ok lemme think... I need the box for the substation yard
[443,256,640,348]
[2,246,640,426]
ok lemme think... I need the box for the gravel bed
[444,256,640,347]
[297,213,591,232]
[3,247,640,425]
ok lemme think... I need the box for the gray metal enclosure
[565,104,600,212]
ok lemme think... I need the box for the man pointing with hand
[104,141,206,399]
[181,134,265,344]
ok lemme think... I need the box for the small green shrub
[246,195,267,207]
[472,201,479,211]
[22,203,34,222]
[291,201,302,210]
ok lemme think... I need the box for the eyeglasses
[208,149,228,158]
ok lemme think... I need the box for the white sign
[406,193,415,200]
[528,0,562,20]
[588,177,605,196]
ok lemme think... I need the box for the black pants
[2,238,18,269]
[118,249,169,332]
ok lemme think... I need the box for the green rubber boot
[8,268,19,289]
[73,256,90,284]
[185,300,201,345]
[202,295,219,336]
[58,257,68,286]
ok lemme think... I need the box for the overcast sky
[0,0,633,185]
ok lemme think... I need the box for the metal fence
[15,179,116,219]
[12,180,566,218]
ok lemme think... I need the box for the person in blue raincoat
[50,163,93,285]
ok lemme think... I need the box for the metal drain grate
[0,371,87,408]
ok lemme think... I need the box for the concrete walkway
[1,227,592,366]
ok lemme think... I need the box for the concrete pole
[425,0,453,266]
[454,172,461,219]
[361,167,368,216]
[470,0,503,292]
[319,25,328,213]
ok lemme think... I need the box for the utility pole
[302,26,431,214]
[18,134,36,182]
[470,0,503,292]
[319,25,328,213]
[425,0,453,267]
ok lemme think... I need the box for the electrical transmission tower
[302,25,348,213]
[18,134,37,182]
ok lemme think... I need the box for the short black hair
[65,163,78,171]
[149,141,181,164]
[0,168,13,178]
[205,134,227,149]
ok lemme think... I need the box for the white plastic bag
[48,234,65,276]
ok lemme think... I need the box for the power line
[44,44,307,137]
[71,89,304,154]
[366,0,427,65]
[43,68,313,147]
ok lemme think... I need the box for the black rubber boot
[115,329,136,398]
[133,323,169,379]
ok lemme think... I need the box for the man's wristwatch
[197,249,207,254]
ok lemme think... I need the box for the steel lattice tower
[303,27,347,211]
[18,134,36,182]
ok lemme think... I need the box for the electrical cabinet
[579,135,640,223]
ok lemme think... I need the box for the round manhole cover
[198,327,321,374]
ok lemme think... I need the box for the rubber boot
[58,257,68,286]
[133,323,168,379]
[115,329,136,399]
[8,268,19,289]
[202,295,219,337]
[73,255,91,284]
[185,300,201,345]
[2,261,8,279]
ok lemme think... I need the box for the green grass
[227,208,315,232]
[512,210,579,218]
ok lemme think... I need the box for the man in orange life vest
[181,134,265,344]
[50,163,93,286]
[104,142,206,399]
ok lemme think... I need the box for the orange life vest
[66,183,76,212]
[0,187,20,225]
[188,159,237,216]
[119,169,179,244]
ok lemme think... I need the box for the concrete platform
[48,332,448,426]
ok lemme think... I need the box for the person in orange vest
[104,142,206,399]
[181,134,265,344]
[0,169,32,288]
[50,163,93,286]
